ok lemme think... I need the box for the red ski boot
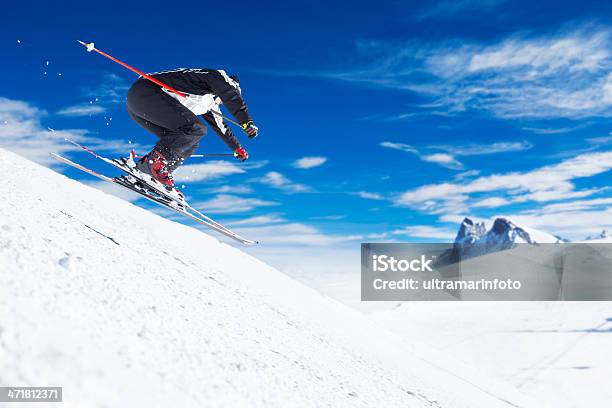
[135,150,185,202]
[136,150,174,187]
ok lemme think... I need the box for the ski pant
[126,78,206,171]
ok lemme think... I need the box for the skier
[126,68,259,192]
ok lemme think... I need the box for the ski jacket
[148,68,252,151]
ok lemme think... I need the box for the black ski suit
[126,68,252,170]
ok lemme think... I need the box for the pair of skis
[52,139,258,245]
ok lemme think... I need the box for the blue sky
[1,0,612,285]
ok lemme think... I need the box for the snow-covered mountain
[0,147,538,408]
[448,217,566,262]
[583,230,611,242]
[449,217,612,261]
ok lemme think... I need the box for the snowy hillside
[0,147,538,408]
[374,302,612,408]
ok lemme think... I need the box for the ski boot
[134,149,185,203]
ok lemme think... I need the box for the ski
[62,138,249,237]
[50,153,258,245]
[63,138,186,204]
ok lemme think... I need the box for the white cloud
[472,197,510,208]
[586,135,612,146]
[82,73,130,104]
[396,151,612,212]
[393,225,457,240]
[207,185,254,194]
[421,153,464,169]
[0,97,130,166]
[310,215,347,220]
[57,104,106,116]
[380,141,463,169]
[380,142,419,154]
[236,222,362,246]
[538,197,612,213]
[431,141,533,156]
[173,161,245,182]
[195,194,278,214]
[522,126,584,135]
[355,191,384,200]
[465,31,607,72]
[453,169,480,181]
[503,208,612,241]
[253,171,310,193]
[366,232,391,240]
[293,156,327,169]
[514,187,602,203]
[339,25,612,119]
[380,140,530,170]
[227,214,287,226]
[242,160,270,170]
[0,98,72,165]
[438,213,488,225]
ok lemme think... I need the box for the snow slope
[0,147,538,408]
[374,303,612,408]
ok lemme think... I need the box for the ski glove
[234,147,249,162]
[242,121,259,138]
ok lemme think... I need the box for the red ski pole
[77,41,243,127]
[77,40,187,98]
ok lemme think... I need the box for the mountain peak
[449,216,562,261]
[488,217,534,245]
[455,217,486,245]
[585,230,609,241]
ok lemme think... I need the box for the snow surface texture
[0,146,539,408]
[375,303,612,408]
